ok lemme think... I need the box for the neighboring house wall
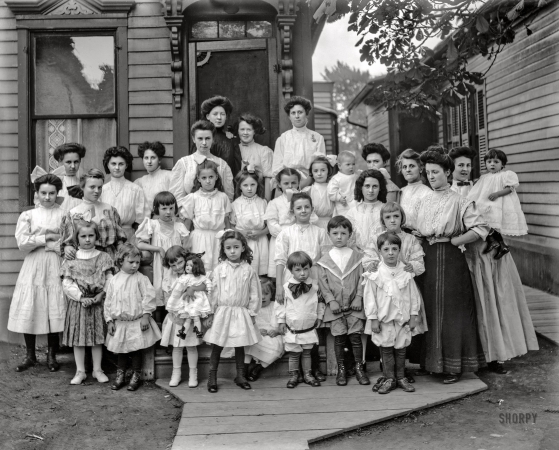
[464,2,559,293]
[313,81,336,154]
[366,104,390,148]
[0,1,19,343]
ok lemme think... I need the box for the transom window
[190,20,273,40]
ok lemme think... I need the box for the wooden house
[0,0,333,347]
[348,0,559,295]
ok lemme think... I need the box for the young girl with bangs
[204,230,262,393]
[182,160,232,273]
[231,167,269,276]
[303,155,335,230]
[136,191,190,306]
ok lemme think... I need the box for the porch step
[154,344,327,380]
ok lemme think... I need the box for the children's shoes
[70,370,87,385]
[397,377,415,392]
[127,371,142,391]
[193,326,203,338]
[111,369,126,390]
[188,368,198,388]
[92,369,109,383]
[169,368,182,387]
[177,326,186,340]
[303,370,320,387]
[286,370,299,388]
[377,378,397,394]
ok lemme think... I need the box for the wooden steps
[524,285,559,345]
[157,372,487,450]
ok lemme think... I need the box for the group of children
[9,116,534,397]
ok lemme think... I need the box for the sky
[312,14,387,81]
[71,36,114,89]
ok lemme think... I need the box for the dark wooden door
[188,39,279,147]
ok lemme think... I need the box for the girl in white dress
[231,168,269,276]
[134,141,173,218]
[346,169,387,251]
[263,168,300,278]
[235,114,274,201]
[182,159,232,273]
[272,96,326,188]
[100,146,147,244]
[105,244,161,392]
[136,192,190,306]
[467,148,528,258]
[160,246,207,388]
[167,254,211,341]
[9,172,66,373]
[244,277,284,381]
[204,230,262,393]
[396,149,432,231]
[303,155,335,230]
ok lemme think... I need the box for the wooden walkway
[525,285,559,345]
[157,372,487,450]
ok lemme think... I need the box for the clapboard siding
[313,81,336,154]
[0,1,18,342]
[128,11,172,182]
[366,104,390,148]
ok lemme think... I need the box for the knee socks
[117,350,142,372]
[186,346,198,369]
[91,345,103,372]
[301,348,312,373]
[348,334,363,363]
[23,334,37,358]
[209,344,223,372]
[47,332,59,350]
[172,347,183,369]
[334,335,346,364]
[288,351,301,372]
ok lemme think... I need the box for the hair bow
[325,155,337,167]
[285,188,300,202]
[215,229,234,240]
[30,165,66,183]
[187,251,205,259]
[80,209,94,223]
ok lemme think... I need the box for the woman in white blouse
[272,96,326,188]
[134,141,173,218]
[99,146,147,244]
[169,120,234,209]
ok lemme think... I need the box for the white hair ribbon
[215,229,234,240]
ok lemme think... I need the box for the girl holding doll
[263,168,301,278]
[100,146,147,244]
[346,169,386,252]
[204,230,262,393]
[231,167,269,276]
[61,169,127,262]
[303,155,335,230]
[9,172,67,373]
[104,244,161,391]
[182,159,232,273]
[160,247,206,388]
[60,220,114,385]
[135,191,190,306]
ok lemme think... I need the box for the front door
[188,39,279,147]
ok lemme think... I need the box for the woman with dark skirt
[193,95,243,178]
[412,148,489,384]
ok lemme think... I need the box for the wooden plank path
[524,285,559,345]
[157,373,487,450]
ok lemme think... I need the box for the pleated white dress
[8,204,66,334]
[203,260,262,347]
[303,183,334,230]
[231,195,269,275]
[104,271,162,353]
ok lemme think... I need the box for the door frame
[186,38,279,148]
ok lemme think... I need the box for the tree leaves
[476,16,490,33]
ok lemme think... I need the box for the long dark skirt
[421,241,486,374]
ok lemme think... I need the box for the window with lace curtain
[32,33,117,176]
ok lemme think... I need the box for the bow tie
[456,181,470,187]
[288,282,312,299]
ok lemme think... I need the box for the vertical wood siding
[0,1,18,342]
[466,2,559,291]
[128,13,172,181]
[366,104,390,148]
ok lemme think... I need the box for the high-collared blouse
[230,195,267,232]
[16,203,66,254]
[99,176,147,231]
[272,126,326,177]
[239,141,273,178]
[413,185,489,242]
[134,167,173,218]
[169,151,234,210]
[181,189,231,231]
[399,180,432,229]
[345,200,384,251]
